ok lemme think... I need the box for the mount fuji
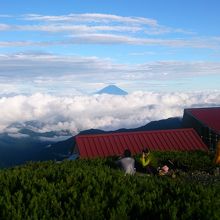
[96,85,128,95]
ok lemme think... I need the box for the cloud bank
[0,53,220,95]
[1,91,220,135]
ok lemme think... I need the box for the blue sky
[0,0,220,94]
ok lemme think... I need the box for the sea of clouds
[0,91,220,135]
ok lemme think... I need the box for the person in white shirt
[116,149,135,175]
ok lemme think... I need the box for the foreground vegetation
[0,151,219,220]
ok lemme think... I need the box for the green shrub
[152,150,215,171]
[0,152,219,220]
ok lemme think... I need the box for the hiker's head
[124,149,131,157]
[142,148,149,156]
[162,165,169,173]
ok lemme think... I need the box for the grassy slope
[0,151,219,220]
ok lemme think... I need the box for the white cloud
[22,24,142,33]
[0,91,219,134]
[38,135,72,142]
[0,24,142,33]
[23,13,158,26]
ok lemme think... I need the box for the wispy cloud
[0,13,206,49]
[0,23,11,31]
[0,35,219,49]
[23,13,158,26]
[7,133,30,138]
[68,34,220,49]
[0,24,143,33]
[0,41,56,47]
[0,15,12,18]
[0,53,219,95]
[0,52,219,77]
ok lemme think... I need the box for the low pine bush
[0,151,219,220]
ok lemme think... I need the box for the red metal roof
[76,128,208,158]
[185,107,220,133]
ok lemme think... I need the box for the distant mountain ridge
[96,85,128,95]
[0,121,72,167]
[0,117,182,167]
[45,117,183,161]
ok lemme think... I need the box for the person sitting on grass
[139,148,157,174]
[116,149,136,175]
